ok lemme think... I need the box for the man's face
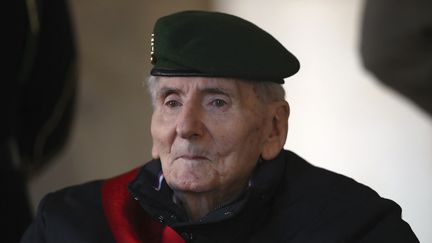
[150,77,274,194]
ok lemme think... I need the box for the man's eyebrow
[155,86,233,98]
[156,87,182,98]
[200,87,231,96]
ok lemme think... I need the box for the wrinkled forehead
[154,76,256,98]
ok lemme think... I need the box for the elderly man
[22,11,418,243]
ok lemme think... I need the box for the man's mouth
[178,155,208,160]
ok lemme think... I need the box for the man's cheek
[151,142,160,159]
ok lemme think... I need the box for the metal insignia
[150,33,156,64]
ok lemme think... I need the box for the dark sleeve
[326,176,420,243]
[358,200,419,243]
[290,193,421,243]
[20,181,115,243]
[268,152,420,243]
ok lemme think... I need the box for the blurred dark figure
[3,0,76,241]
[360,0,432,116]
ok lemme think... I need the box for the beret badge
[150,33,156,64]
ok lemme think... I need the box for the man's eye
[165,100,181,107]
[211,99,227,107]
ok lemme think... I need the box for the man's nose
[176,103,204,139]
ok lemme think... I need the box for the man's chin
[167,178,214,194]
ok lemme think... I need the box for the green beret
[150,11,300,84]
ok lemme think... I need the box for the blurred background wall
[27,0,431,242]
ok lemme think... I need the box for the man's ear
[261,101,290,160]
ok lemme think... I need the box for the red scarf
[101,168,185,243]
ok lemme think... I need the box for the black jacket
[21,150,419,242]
